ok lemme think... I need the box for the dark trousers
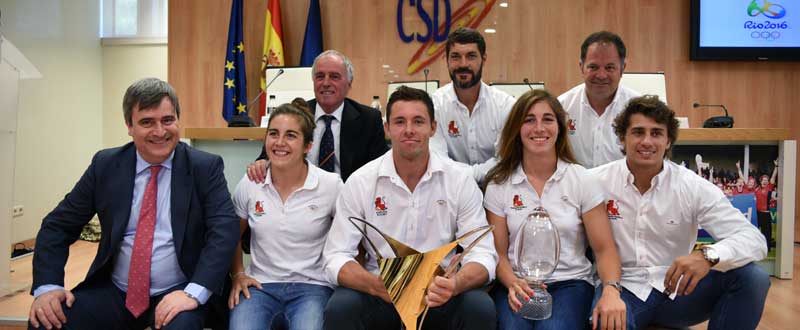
[592,263,771,330]
[756,211,774,249]
[323,286,496,330]
[29,279,206,330]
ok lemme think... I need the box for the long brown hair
[485,89,576,185]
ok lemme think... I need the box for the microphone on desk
[228,68,285,127]
[523,78,534,90]
[693,102,734,128]
[423,68,430,93]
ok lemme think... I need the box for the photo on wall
[671,144,779,259]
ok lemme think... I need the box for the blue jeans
[591,263,770,330]
[324,286,496,330]
[229,282,333,330]
[492,279,594,330]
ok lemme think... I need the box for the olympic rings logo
[750,31,781,40]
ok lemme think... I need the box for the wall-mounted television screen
[690,0,800,61]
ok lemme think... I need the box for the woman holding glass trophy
[227,100,343,330]
[484,89,626,329]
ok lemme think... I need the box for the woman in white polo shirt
[227,100,343,330]
[484,89,625,330]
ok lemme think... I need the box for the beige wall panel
[170,0,800,239]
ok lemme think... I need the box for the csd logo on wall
[396,0,496,75]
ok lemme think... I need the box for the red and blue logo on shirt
[511,194,527,211]
[606,200,622,221]
[375,196,388,216]
[254,201,265,216]
[567,118,577,136]
[447,120,461,138]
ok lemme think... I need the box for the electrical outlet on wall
[12,205,23,218]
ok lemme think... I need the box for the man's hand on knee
[664,250,712,296]
[154,291,199,329]
[29,289,74,329]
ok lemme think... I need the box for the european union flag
[299,0,322,66]
[222,0,247,122]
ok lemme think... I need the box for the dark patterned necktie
[319,115,335,172]
[126,165,161,317]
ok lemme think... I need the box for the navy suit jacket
[32,142,239,296]
[258,97,388,181]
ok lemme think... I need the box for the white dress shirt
[232,164,343,287]
[308,102,345,174]
[323,151,498,285]
[558,83,640,168]
[589,159,767,301]
[429,82,515,183]
[484,160,605,284]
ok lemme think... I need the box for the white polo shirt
[232,163,343,287]
[589,159,767,301]
[323,151,498,285]
[429,82,516,183]
[558,83,640,168]
[484,160,605,284]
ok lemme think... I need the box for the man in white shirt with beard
[323,86,497,330]
[429,27,515,183]
[559,31,640,168]
[589,95,770,329]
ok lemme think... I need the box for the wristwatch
[183,291,201,304]
[701,245,720,266]
[603,281,622,292]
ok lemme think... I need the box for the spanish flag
[260,0,285,117]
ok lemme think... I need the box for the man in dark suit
[28,78,239,330]
[247,50,388,182]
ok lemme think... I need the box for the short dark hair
[386,86,435,122]
[580,31,627,64]
[613,95,679,158]
[123,78,180,126]
[267,98,316,145]
[446,27,486,57]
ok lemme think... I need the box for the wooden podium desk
[186,127,796,278]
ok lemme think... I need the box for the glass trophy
[515,206,560,320]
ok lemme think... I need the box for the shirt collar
[510,159,571,185]
[377,151,444,183]
[580,83,626,113]
[315,101,344,123]
[262,162,320,191]
[135,150,174,175]
[445,81,489,108]
[651,160,670,190]
[621,158,668,191]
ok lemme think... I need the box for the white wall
[102,44,168,148]
[1,0,104,243]
[0,0,168,244]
